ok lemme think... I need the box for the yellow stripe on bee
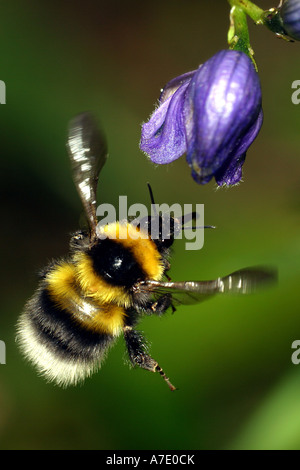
[46,262,126,335]
[46,262,77,305]
[89,304,127,336]
[100,222,164,280]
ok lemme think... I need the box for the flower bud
[281,0,300,40]
[140,50,263,186]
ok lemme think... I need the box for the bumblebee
[17,113,275,391]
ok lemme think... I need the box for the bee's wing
[67,112,108,239]
[137,267,277,306]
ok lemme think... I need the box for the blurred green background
[1,0,300,450]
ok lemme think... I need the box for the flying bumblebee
[17,112,276,391]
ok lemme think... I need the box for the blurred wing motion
[136,267,277,306]
[67,112,108,239]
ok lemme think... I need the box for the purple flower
[281,0,300,40]
[140,50,263,186]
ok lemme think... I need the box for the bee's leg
[149,294,177,315]
[138,294,176,316]
[163,260,171,275]
[123,326,176,391]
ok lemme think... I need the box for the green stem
[228,5,257,69]
[227,0,289,39]
[227,0,264,24]
[228,6,250,52]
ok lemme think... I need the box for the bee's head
[138,183,206,252]
[137,214,180,250]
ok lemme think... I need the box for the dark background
[1,0,300,450]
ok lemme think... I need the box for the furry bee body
[17,221,173,387]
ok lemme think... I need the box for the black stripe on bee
[24,285,114,363]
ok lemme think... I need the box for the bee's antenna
[147,182,158,216]
[184,225,216,230]
[180,211,215,230]
[147,182,155,205]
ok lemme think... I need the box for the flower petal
[214,109,264,186]
[140,79,191,164]
[159,70,196,104]
[214,153,246,186]
[281,0,300,41]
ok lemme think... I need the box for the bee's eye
[88,239,145,288]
